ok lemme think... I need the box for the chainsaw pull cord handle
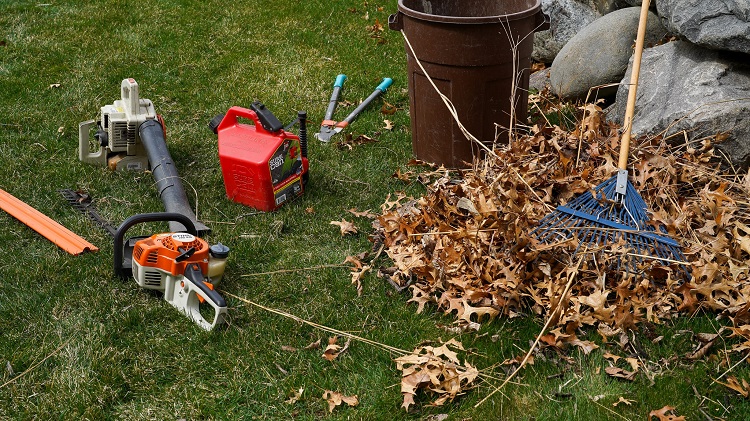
[618,0,650,171]
[324,74,347,122]
[113,212,197,279]
[175,246,196,262]
[339,78,393,127]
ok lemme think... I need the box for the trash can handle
[535,10,550,32]
[388,12,403,31]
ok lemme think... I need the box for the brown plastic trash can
[389,0,548,168]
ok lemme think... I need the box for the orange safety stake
[0,188,98,255]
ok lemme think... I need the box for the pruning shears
[315,74,393,142]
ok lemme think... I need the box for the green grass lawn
[1,1,749,420]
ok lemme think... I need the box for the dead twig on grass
[1,337,73,390]
[240,264,351,277]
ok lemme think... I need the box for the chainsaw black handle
[114,212,197,279]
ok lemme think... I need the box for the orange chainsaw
[114,213,229,330]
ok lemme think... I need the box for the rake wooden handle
[618,0,651,170]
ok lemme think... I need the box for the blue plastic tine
[532,173,687,277]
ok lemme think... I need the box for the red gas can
[216,106,309,212]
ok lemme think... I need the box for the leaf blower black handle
[114,212,197,279]
[139,119,210,236]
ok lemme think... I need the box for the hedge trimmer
[114,212,229,330]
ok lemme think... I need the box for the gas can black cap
[209,243,230,259]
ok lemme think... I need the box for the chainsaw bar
[59,189,118,237]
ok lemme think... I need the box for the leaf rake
[532,0,687,273]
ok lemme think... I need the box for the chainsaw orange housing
[132,232,209,276]
[216,106,308,212]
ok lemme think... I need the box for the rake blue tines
[532,174,687,273]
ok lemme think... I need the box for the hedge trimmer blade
[59,189,118,237]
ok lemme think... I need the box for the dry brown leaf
[392,168,413,182]
[285,387,304,404]
[347,208,377,219]
[648,405,685,421]
[613,396,635,407]
[281,345,298,352]
[687,337,717,360]
[604,366,637,381]
[716,376,750,398]
[571,339,599,355]
[322,390,359,412]
[394,339,477,411]
[344,255,364,271]
[331,219,358,236]
[305,339,321,350]
[381,101,400,115]
[322,337,343,361]
[336,133,377,150]
[350,264,372,296]
[384,119,394,130]
[502,354,533,366]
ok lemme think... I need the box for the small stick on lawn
[226,292,410,355]
[715,350,750,382]
[226,292,509,388]
[0,338,73,389]
[240,264,351,277]
[589,397,634,421]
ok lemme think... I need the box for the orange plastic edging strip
[0,188,98,255]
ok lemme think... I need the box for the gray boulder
[533,0,602,63]
[579,0,621,14]
[529,68,552,92]
[617,0,645,6]
[549,7,666,99]
[657,0,750,54]
[608,41,750,168]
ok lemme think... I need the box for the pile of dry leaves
[394,339,479,410]
[369,103,750,404]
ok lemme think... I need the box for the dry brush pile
[370,103,750,405]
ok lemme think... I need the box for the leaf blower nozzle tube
[138,120,210,235]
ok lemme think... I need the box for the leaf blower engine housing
[79,78,158,171]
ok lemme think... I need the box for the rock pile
[534,0,750,168]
